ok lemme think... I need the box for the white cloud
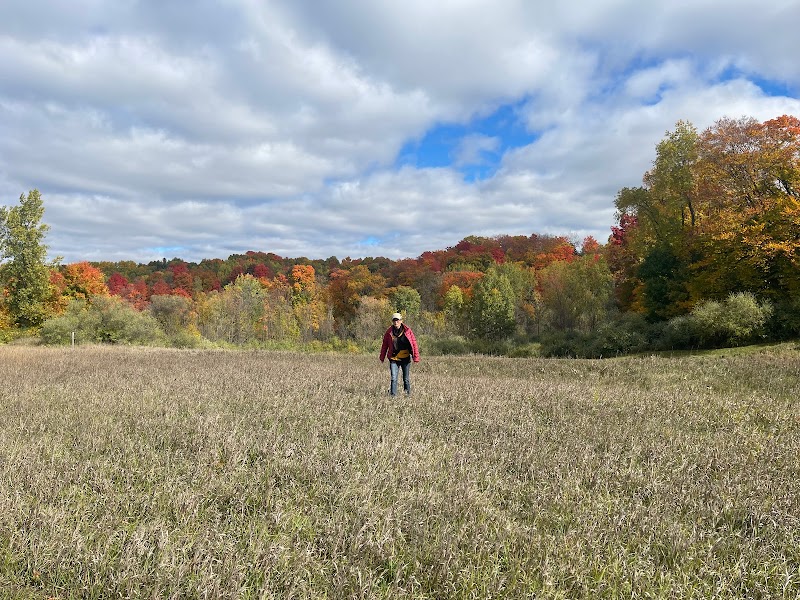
[1,0,798,263]
[453,135,500,167]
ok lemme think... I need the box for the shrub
[40,297,164,345]
[424,335,471,356]
[538,330,590,358]
[655,315,699,351]
[584,313,651,357]
[168,327,207,349]
[768,296,800,340]
[691,292,772,348]
[0,307,15,343]
[504,341,540,358]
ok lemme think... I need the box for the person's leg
[401,360,411,395]
[389,360,399,396]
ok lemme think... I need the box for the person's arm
[407,327,421,362]
[379,330,389,362]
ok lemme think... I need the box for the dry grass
[0,345,798,599]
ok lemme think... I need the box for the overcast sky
[2,1,799,264]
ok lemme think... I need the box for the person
[379,312,420,396]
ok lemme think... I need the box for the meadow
[0,344,798,599]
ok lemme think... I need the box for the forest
[1,114,799,356]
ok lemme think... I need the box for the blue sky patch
[148,246,186,258]
[396,101,537,181]
[747,75,795,97]
[716,66,796,97]
[357,236,382,247]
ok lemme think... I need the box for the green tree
[614,122,701,320]
[644,120,700,232]
[494,262,538,335]
[637,244,691,321]
[538,256,613,332]
[390,286,421,318]
[442,284,466,332]
[0,190,56,327]
[468,268,516,340]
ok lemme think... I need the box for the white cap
[391,313,402,320]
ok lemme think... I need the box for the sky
[2,1,799,265]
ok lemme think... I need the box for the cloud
[1,0,798,264]
[453,134,501,168]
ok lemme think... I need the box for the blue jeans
[389,359,411,396]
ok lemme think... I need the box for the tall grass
[1,345,798,598]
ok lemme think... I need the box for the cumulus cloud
[0,0,798,263]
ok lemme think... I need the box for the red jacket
[380,324,420,362]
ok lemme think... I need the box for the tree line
[2,114,798,354]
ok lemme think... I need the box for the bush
[40,297,164,345]
[768,296,800,340]
[168,327,207,349]
[423,335,471,356]
[654,315,699,351]
[539,330,590,358]
[585,313,651,357]
[471,338,518,357]
[0,308,15,343]
[504,341,540,358]
[691,292,772,348]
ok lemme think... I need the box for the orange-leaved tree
[50,261,109,313]
[694,115,800,302]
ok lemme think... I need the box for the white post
[71,331,75,347]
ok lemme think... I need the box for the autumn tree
[326,265,386,336]
[611,114,800,331]
[195,275,267,345]
[288,264,331,341]
[0,190,56,327]
[437,271,484,308]
[107,272,130,296]
[694,115,800,303]
[261,275,300,341]
[125,278,151,311]
[606,213,641,312]
[50,262,109,312]
[167,262,194,297]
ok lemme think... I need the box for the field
[1,345,799,599]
